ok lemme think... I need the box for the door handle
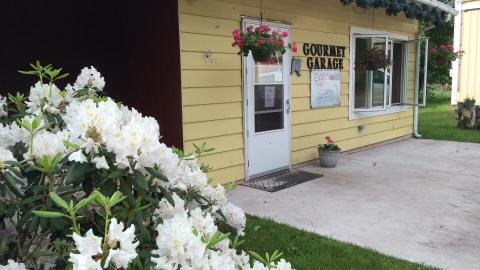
[286,99,290,114]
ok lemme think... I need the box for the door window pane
[254,85,284,132]
[255,57,283,84]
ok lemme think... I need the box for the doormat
[239,170,322,192]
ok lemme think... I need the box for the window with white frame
[350,27,408,118]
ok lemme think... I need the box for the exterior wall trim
[451,0,462,104]
[462,1,480,11]
[416,0,458,14]
[241,17,292,181]
[348,26,408,120]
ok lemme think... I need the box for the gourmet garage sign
[303,43,346,70]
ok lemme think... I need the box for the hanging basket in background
[232,25,296,63]
[430,44,464,67]
[435,57,449,66]
[355,47,392,72]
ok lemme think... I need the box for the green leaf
[35,250,56,257]
[21,195,44,205]
[205,231,230,249]
[145,167,169,182]
[91,190,107,207]
[32,210,66,218]
[248,251,268,265]
[109,191,126,207]
[8,167,24,179]
[133,170,149,192]
[51,153,64,168]
[108,168,128,179]
[55,72,69,80]
[3,160,21,167]
[64,140,80,151]
[158,185,174,206]
[74,192,98,211]
[31,115,42,131]
[66,162,92,185]
[73,88,89,98]
[4,172,25,197]
[17,70,37,75]
[49,192,69,210]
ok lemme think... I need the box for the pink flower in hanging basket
[292,42,298,53]
[231,25,294,61]
[233,28,241,38]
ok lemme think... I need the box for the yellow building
[452,0,480,103]
[179,0,456,183]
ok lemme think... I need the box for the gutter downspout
[413,39,421,138]
[414,35,429,139]
[413,96,422,138]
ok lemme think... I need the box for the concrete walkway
[230,139,480,270]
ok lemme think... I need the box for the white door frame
[241,17,292,181]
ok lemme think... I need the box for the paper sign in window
[264,86,275,108]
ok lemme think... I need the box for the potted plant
[318,136,341,168]
[232,25,292,62]
[355,47,392,71]
[457,97,477,129]
[430,44,464,66]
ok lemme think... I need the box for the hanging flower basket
[435,57,449,66]
[355,47,391,72]
[251,48,273,63]
[430,44,464,67]
[232,25,294,62]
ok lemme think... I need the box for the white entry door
[243,19,291,180]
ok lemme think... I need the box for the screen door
[243,18,291,180]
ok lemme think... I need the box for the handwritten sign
[310,69,341,108]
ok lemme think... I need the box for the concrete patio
[230,138,480,270]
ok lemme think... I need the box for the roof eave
[415,0,459,15]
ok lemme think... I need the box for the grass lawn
[243,216,437,270]
[419,102,480,143]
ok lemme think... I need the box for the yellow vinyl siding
[179,0,417,184]
[459,5,480,101]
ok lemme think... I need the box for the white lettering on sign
[310,69,341,108]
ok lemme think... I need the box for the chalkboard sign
[310,69,341,108]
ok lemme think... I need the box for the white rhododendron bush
[0,62,294,270]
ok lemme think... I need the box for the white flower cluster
[0,260,27,270]
[0,95,7,117]
[0,147,15,169]
[0,121,28,168]
[26,81,63,115]
[152,147,246,235]
[1,66,293,270]
[152,202,249,270]
[152,197,293,270]
[26,130,68,159]
[67,66,105,94]
[63,98,165,170]
[0,122,28,149]
[68,219,138,270]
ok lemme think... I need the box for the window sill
[349,105,407,120]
